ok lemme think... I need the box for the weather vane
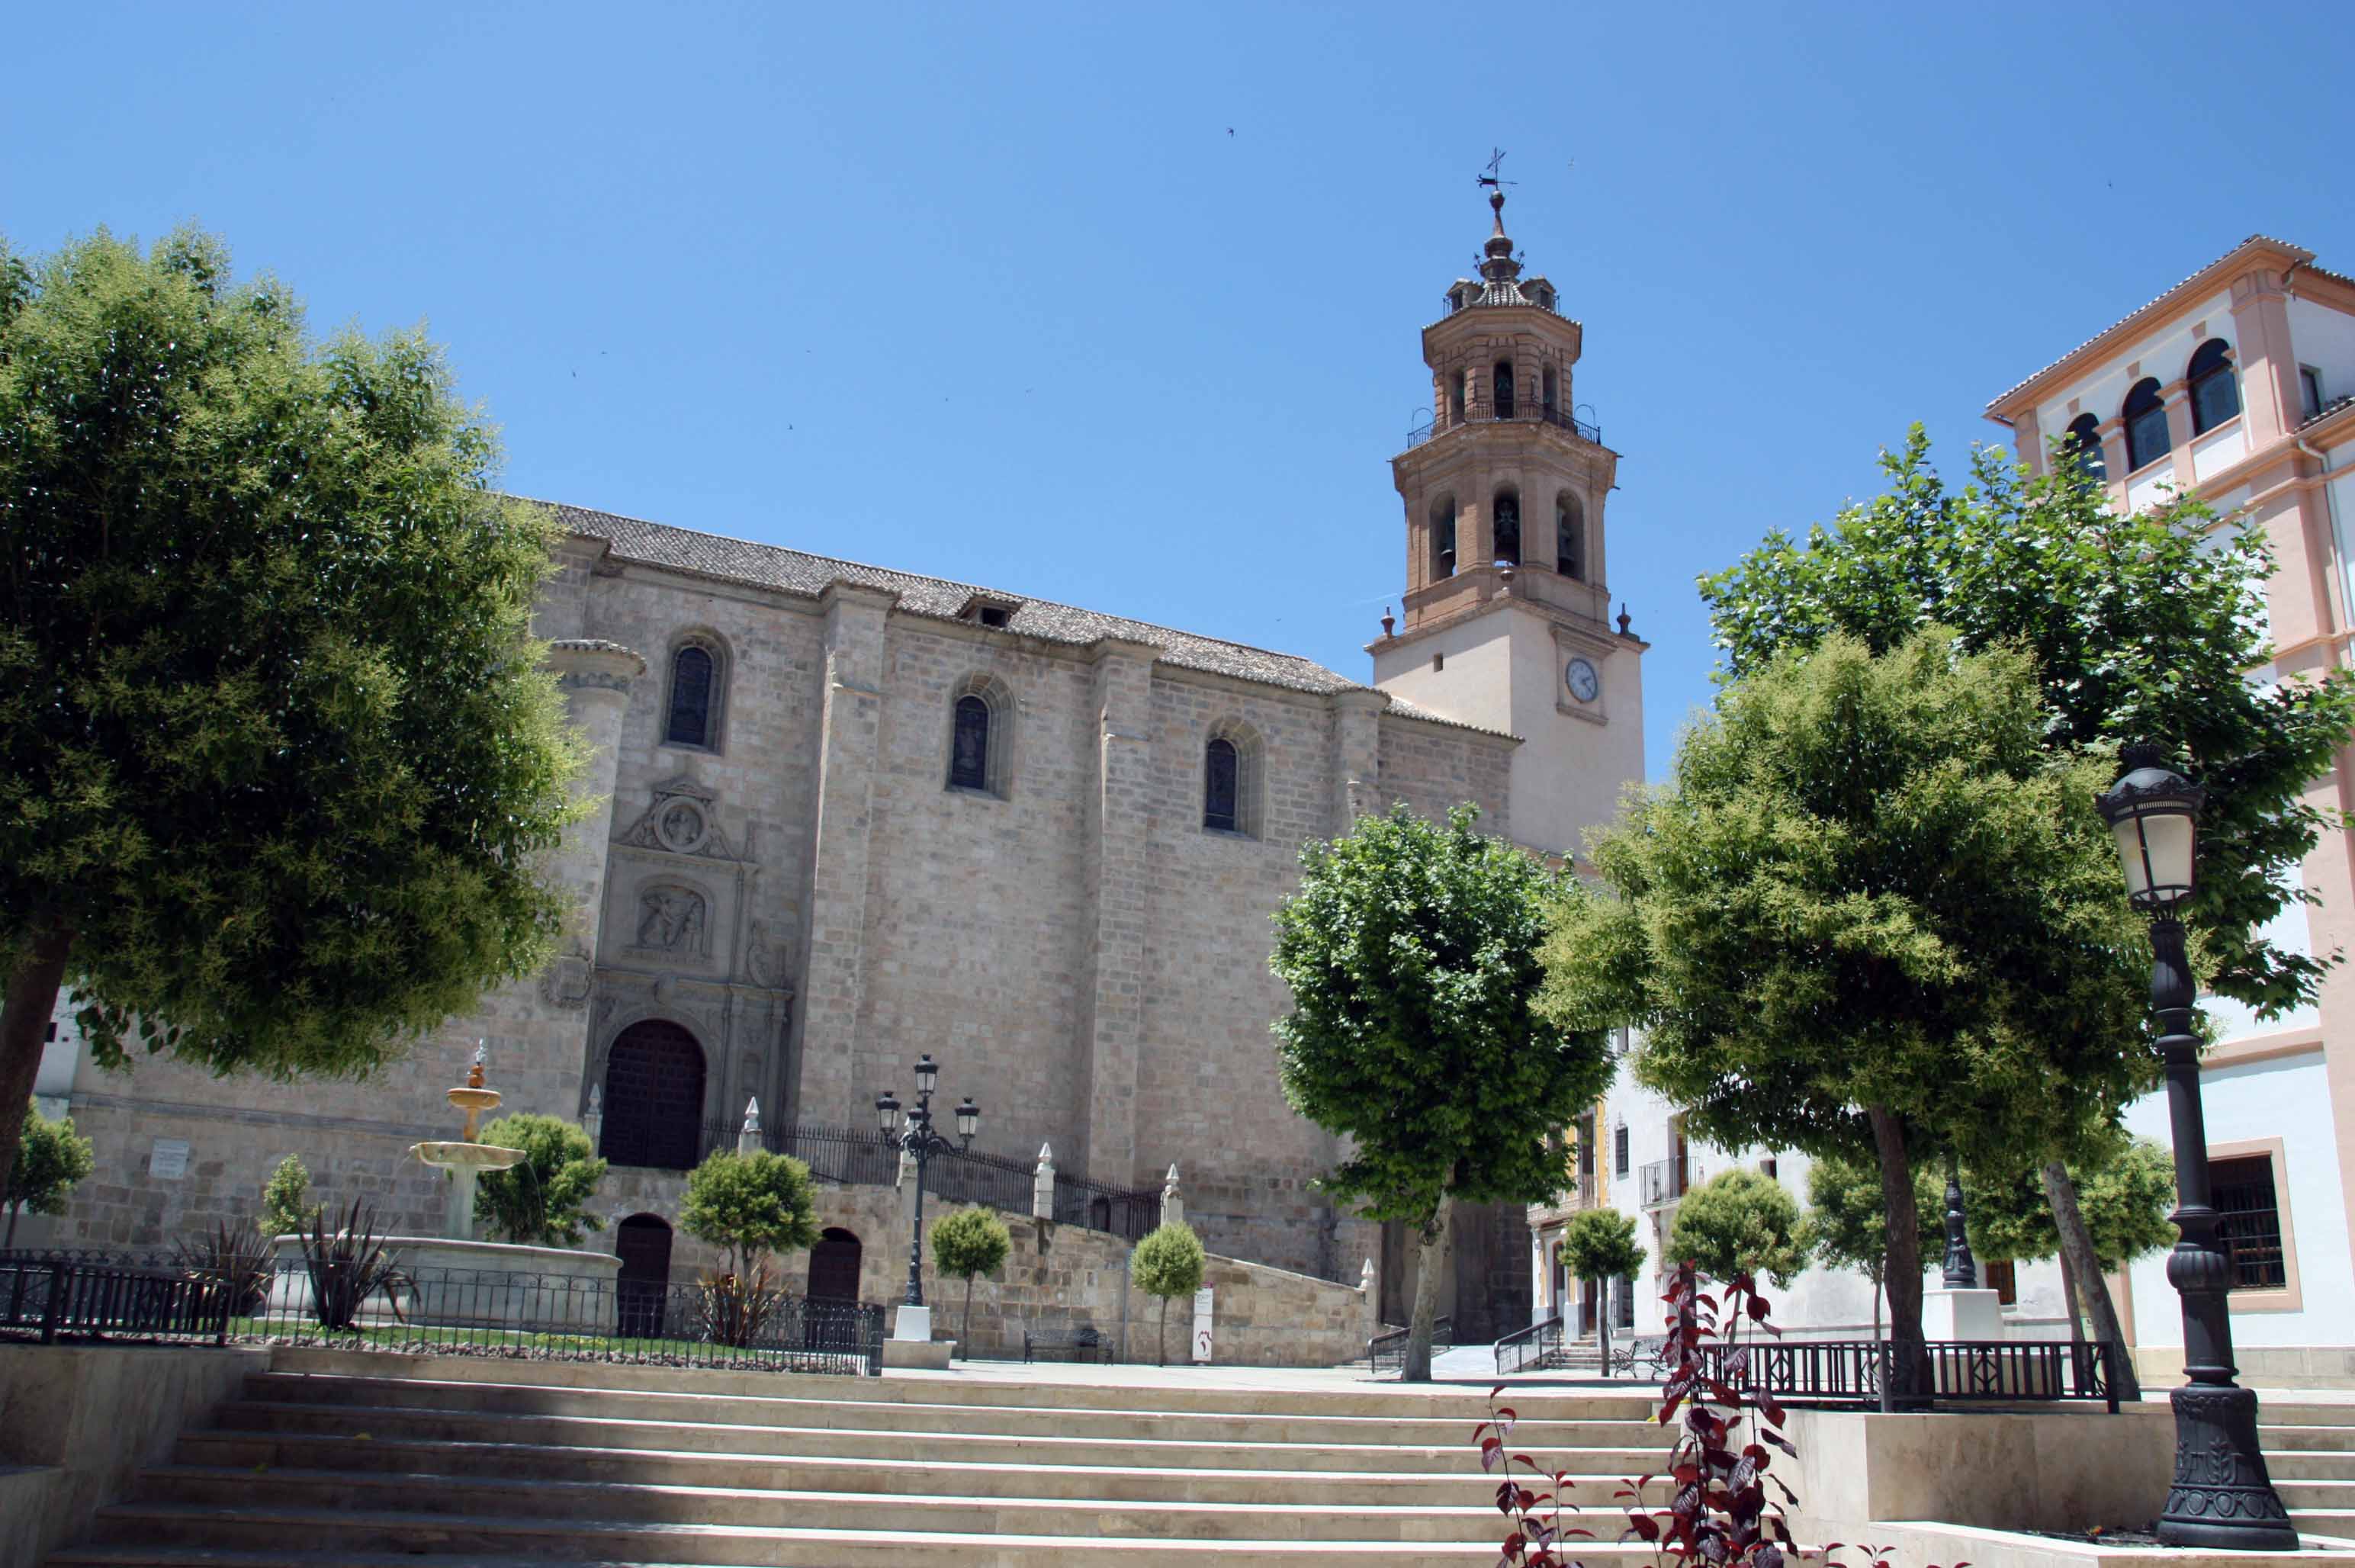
[1476,147,1515,192]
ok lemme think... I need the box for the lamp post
[2096,746,2298,1550]
[1939,1151,1977,1290]
[875,1053,979,1319]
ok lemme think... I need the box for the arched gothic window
[2064,413,2106,482]
[601,1020,707,1171]
[1492,361,1515,419]
[1555,492,1586,581]
[949,695,991,790]
[2189,339,2240,434]
[2122,378,2170,472]
[1430,495,1457,580]
[664,640,724,750]
[1202,720,1264,837]
[1493,490,1521,566]
[945,675,1014,797]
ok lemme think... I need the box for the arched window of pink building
[2122,378,2170,472]
[2188,339,2240,435]
[2064,413,2106,482]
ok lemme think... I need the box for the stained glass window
[949,694,991,791]
[667,644,714,747]
[1204,737,1239,832]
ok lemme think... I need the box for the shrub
[297,1197,408,1332]
[1557,1206,1644,1374]
[930,1205,1012,1354]
[260,1153,318,1239]
[694,1261,787,1348]
[177,1219,273,1318]
[680,1149,819,1279]
[473,1113,608,1248]
[5,1099,95,1248]
[1130,1219,1206,1367]
[1667,1168,1806,1289]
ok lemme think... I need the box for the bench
[1023,1324,1113,1364]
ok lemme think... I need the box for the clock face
[1566,657,1600,703]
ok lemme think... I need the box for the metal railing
[666,1120,1165,1242]
[1367,1315,1453,1377]
[0,1256,887,1377]
[1638,1155,1704,1209]
[1495,1313,1563,1376]
[1406,400,1602,451]
[1695,1337,2122,1412]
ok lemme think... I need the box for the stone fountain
[410,1044,529,1240]
[271,1043,622,1329]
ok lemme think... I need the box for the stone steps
[55,1357,1666,1565]
[173,1429,1672,1506]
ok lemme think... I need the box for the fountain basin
[410,1140,527,1172]
[268,1235,623,1332]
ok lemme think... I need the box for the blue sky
[8,2,2350,779]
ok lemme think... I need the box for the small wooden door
[614,1214,673,1338]
[808,1228,863,1302]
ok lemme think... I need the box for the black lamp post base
[2157,1384,2302,1550]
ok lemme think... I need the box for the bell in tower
[1369,170,1646,860]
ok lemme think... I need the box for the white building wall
[2119,1050,2355,1348]
[2032,290,2236,458]
[2289,297,2355,410]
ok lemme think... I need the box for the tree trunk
[0,922,75,1211]
[1157,1293,1170,1367]
[4,1203,18,1251]
[1867,1105,1927,1412]
[2043,1160,2140,1401]
[1402,1192,1454,1383]
[2057,1241,2085,1345]
[1870,1270,1883,1340]
[961,1273,976,1358]
[1595,1277,1612,1377]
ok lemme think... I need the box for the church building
[33,191,1646,1345]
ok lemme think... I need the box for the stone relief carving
[538,939,595,1011]
[744,918,790,989]
[615,775,750,863]
[635,886,708,954]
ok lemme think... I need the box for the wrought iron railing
[1367,1314,1453,1377]
[1694,1337,2122,1412]
[683,1120,1162,1242]
[1495,1313,1563,1376]
[0,1257,886,1377]
[1405,400,1602,451]
[1638,1155,1704,1209]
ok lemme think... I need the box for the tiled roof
[530,496,1516,739]
[2302,390,2355,431]
[1984,235,2315,416]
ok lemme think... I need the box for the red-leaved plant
[1475,1261,1961,1568]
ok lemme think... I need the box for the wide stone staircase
[2260,1396,2355,1541]
[47,1348,1675,1566]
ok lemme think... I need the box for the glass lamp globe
[2096,747,2204,913]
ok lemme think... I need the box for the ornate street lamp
[875,1053,978,1316]
[1939,1152,1977,1290]
[2096,746,2297,1550]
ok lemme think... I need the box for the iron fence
[1694,1337,2121,1412]
[1405,401,1603,451]
[0,1257,885,1377]
[1367,1315,1452,1377]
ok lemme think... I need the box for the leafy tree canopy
[1801,1149,1942,1285]
[0,227,584,1200]
[1130,1219,1206,1301]
[260,1152,316,1238]
[1701,429,2355,1020]
[680,1149,819,1278]
[1666,1168,1807,1289]
[1272,803,1614,1224]
[1557,1205,1644,1284]
[473,1113,609,1248]
[930,1204,1012,1281]
[1965,1134,2176,1272]
[8,1099,94,1226]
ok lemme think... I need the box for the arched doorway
[808,1227,863,1302]
[613,1213,673,1338]
[600,1020,706,1170]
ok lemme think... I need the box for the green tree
[1541,630,2148,1405]
[1557,1206,1644,1374]
[930,1204,1012,1355]
[6,1099,95,1248]
[259,1153,317,1239]
[1666,1168,1807,1290]
[1700,429,2355,1362]
[473,1113,609,1248]
[1966,1135,2176,1341]
[679,1149,820,1279]
[0,227,584,1205]
[1801,1151,1943,1338]
[1130,1219,1206,1367]
[1272,802,1614,1382]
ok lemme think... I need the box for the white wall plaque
[1190,1286,1215,1364]
[149,1138,191,1181]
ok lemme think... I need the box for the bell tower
[1370,182,1646,858]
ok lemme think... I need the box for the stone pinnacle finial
[1380,605,1396,638]
[1618,602,1633,636]
[742,1096,761,1133]
[1036,1142,1055,1173]
[1360,1257,1377,1292]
